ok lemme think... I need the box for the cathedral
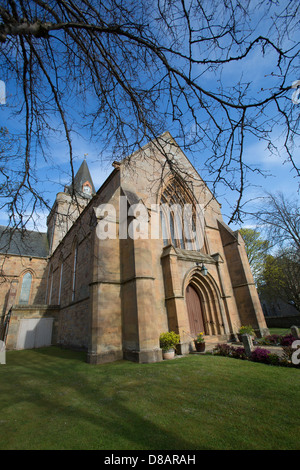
[0,132,268,363]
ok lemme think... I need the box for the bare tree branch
[0,0,299,227]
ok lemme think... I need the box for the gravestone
[291,325,300,340]
[241,334,254,358]
[0,340,6,365]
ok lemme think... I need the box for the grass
[269,327,297,336]
[0,346,299,450]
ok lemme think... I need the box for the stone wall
[58,298,90,350]
[46,189,95,351]
[0,254,48,314]
[88,173,123,364]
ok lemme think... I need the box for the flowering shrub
[263,334,281,345]
[231,346,247,360]
[266,353,281,366]
[159,331,180,351]
[280,334,296,347]
[195,332,205,343]
[251,348,271,364]
[213,344,246,359]
[281,346,295,366]
[212,341,299,368]
[258,332,298,349]
[213,344,233,356]
[239,325,255,336]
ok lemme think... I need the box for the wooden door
[185,284,205,336]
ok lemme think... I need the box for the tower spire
[65,158,96,198]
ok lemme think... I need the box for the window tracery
[160,179,206,252]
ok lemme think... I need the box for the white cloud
[244,134,300,169]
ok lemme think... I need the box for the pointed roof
[118,131,221,206]
[65,159,96,198]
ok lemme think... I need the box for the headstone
[291,325,300,340]
[0,340,6,365]
[241,334,254,357]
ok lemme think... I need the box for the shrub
[213,343,233,356]
[263,334,281,345]
[281,346,294,364]
[251,348,271,364]
[195,332,205,343]
[213,344,247,360]
[280,334,296,347]
[211,340,299,368]
[282,345,300,368]
[159,331,180,351]
[231,346,247,360]
[266,353,281,366]
[239,325,255,336]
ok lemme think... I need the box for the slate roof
[0,225,49,258]
[65,159,96,198]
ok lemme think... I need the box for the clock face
[83,184,91,195]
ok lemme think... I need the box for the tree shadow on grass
[2,347,200,450]
[30,345,87,362]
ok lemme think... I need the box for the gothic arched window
[58,259,64,305]
[72,242,78,302]
[19,272,32,305]
[48,266,54,304]
[160,179,205,252]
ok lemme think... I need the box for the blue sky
[0,79,299,234]
[0,1,299,234]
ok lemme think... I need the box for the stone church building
[0,132,268,363]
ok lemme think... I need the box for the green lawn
[0,347,299,450]
[269,327,296,336]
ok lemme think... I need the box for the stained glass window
[19,272,32,305]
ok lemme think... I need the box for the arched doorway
[185,283,206,336]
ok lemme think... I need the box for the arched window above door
[160,178,206,252]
